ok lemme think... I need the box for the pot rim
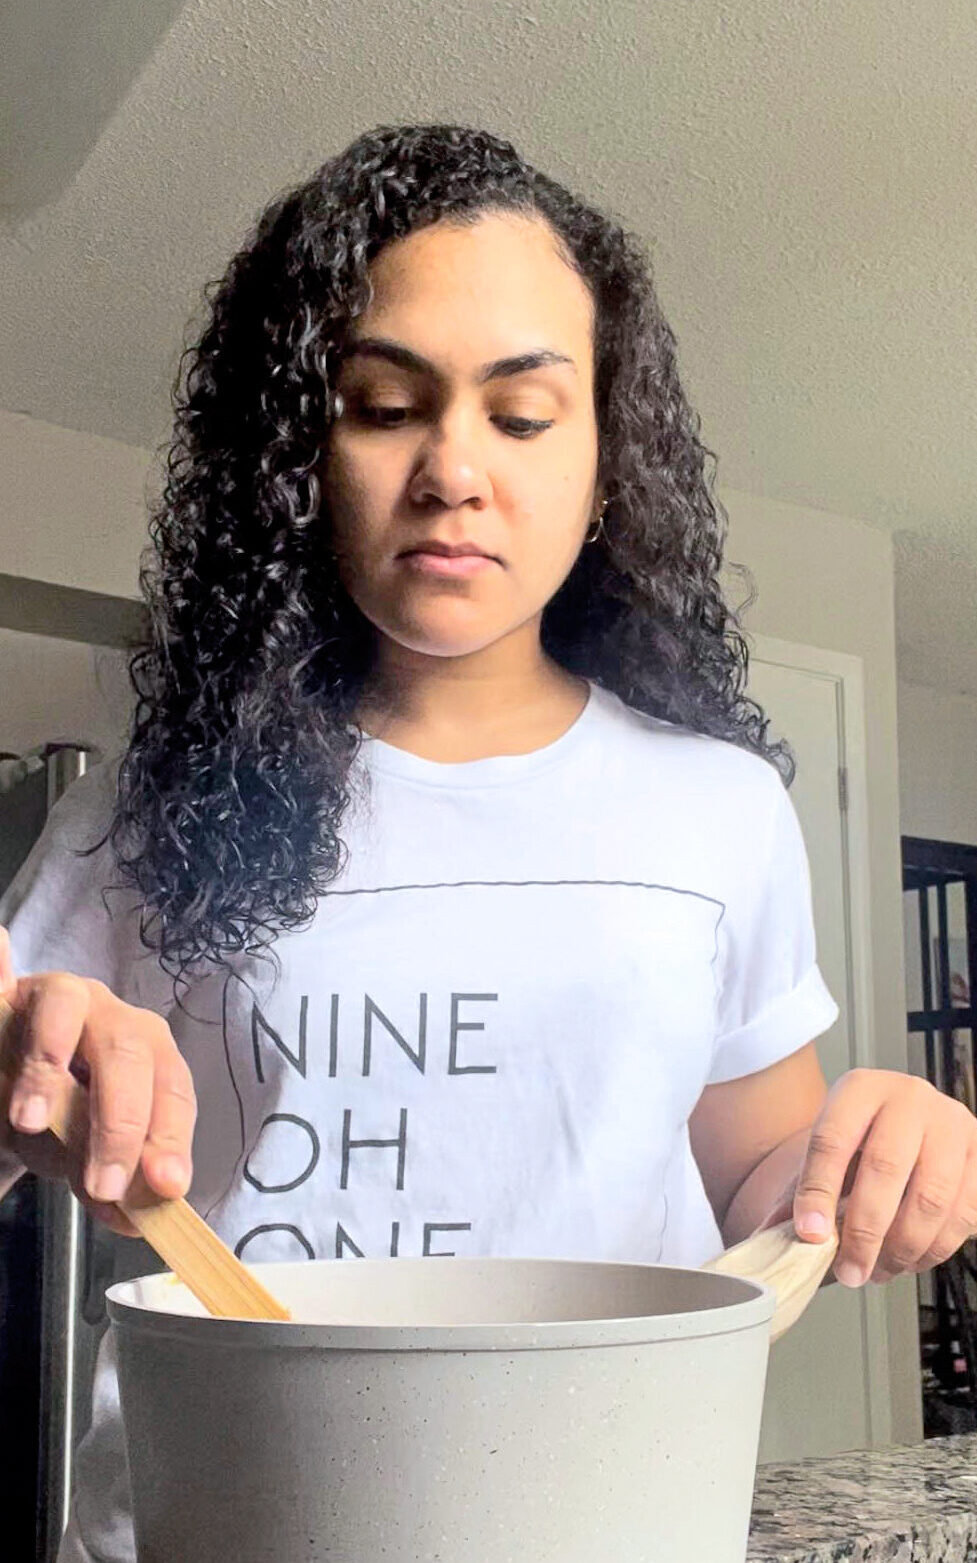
[107,1254,776,1353]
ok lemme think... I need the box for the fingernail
[13,1094,49,1132]
[796,1211,830,1238]
[835,1260,865,1288]
[89,1163,128,1204]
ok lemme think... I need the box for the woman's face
[322,210,600,669]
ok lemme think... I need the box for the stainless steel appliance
[0,744,158,1562]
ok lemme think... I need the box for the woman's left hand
[757,1068,977,1287]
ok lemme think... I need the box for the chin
[374,602,522,660]
[384,630,506,660]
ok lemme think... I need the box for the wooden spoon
[0,994,290,1321]
[701,1214,841,1341]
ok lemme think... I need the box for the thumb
[0,927,24,1173]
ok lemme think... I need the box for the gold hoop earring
[585,499,609,545]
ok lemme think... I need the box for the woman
[1,123,974,1563]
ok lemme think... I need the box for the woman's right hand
[0,925,196,1235]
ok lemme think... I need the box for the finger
[0,1066,16,1156]
[64,1161,141,1237]
[4,1117,139,1234]
[85,1203,141,1239]
[139,1040,196,1199]
[6,974,91,1135]
[834,1100,925,1286]
[0,925,16,995]
[83,1018,154,1207]
[792,1071,886,1241]
[901,1139,977,1277]
[872,1111,970,1279]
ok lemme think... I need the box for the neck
[354,630,588,762]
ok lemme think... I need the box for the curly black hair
[101,121,792,984]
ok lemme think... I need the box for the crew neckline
[355,679,608,788]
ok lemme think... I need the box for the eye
[352,404,554,439]
[496,416,554,439]
[355,405,412,426]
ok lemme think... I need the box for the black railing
[902,836,977,1433]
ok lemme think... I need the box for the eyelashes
[351,406,554,439]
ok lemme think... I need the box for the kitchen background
[1,1,976,1558]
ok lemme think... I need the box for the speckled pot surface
[107,1255,775,1563]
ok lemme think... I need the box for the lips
[400,542,498,561]
[398,550,499,578]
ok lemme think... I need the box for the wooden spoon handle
[702,1215,840,1342]
[0,995,290,1321]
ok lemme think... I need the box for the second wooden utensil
[0,994,290,1321]
[702,1212,841,1341]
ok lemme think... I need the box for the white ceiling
[2,0,975,691]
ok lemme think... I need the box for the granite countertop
[747,1433,977,1562]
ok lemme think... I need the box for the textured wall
[0,0,975,688]
[898,680,977,846]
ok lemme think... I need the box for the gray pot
[107,1255,774,1563]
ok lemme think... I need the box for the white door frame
[750,633,893,1446]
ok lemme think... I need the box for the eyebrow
[340,337,577,383]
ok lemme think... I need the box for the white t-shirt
[2,678,838,1563]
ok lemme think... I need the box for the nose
[407,409,494,513]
